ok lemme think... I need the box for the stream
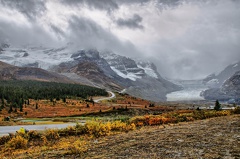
[0,123,77,136]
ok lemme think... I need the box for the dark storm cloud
[116,0,150,5]
[0,19,56,47]
[60,0,184,12]
[0,0,239,80]
[66,16,140,56]
[116,14,144,30]
[60,0,118,12]
[0,0,46,20]
[117,0,183,8]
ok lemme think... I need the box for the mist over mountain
[0,44,181,101]
[202,61,240,103]
[0,61,73,83]
[0,0,240,80]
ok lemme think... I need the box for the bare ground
[82,115,240,159]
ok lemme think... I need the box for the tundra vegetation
[0,107,239,158]
[0,80,240,158]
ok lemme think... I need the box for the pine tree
[20,104,23,112]
[214,100,221,111]
[86,104,90,108]
[8,106,13,113]
[1,97,4,108]
[62,96,66,103]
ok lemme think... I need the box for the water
[0,123,76,136]
[167,80,208,101]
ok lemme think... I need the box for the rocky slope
[202,71,240,103]
[203,61,240,88]
[0,61,74,83]
[101,52,181,101]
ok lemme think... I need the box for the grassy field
[0,93,174,126]
[1,91,240,158]
[0,108,239,158]
[84,114,240,159]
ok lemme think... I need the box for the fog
[0,0,239,79]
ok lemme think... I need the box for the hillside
[0,61,74,83]
[203,61,240,88]
[1,114,239,158]
[202,71,240,103]
[84,115,240,159]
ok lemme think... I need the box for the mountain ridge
[0,61,75,83]
[0,44,181,101]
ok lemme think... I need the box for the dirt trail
[85,115,240,159]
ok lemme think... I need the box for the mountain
[202,71,240,103]
[0,44,72,70]
[0,44,181,101]
[101,52,181,101]
[203,61,240,88]
[221,71,240,98]
[0,61,74,83]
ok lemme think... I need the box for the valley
[167,80,208,101]
[1,1,240,158]
[0,44,239,159]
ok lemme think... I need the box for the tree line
[0,80,108,112]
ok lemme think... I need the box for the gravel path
[94,91,116,103]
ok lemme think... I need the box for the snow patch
[110,66,141,81]
[0,46,73,69]
[233,64,238,68]
[206,79,219,85]
[137,64,158,78]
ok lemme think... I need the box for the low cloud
[60,0,118,13]
[0,0,239,79]
[116,14,144,30]
[66,16,140,56]
[0,0,46,20]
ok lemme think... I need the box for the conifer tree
[214,100,221,111]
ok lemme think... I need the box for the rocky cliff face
[101,52,145,81]
[202,71,240,103]
[203,61,240,88]
[101,52,181,101]
[201,61,240,103]
[221,71,240,99]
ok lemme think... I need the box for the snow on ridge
[206,79,219,85]
[233,64,238,68]
[110,66,141,81]
[0,45,73,69]
[137,64,158,79]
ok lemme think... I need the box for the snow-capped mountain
[0,44,72,69]
[101,52,145,81]
[100,52,181,101]
[203,61,240,88]
[201,61,240,103]
[202,71,240,104]
[136,60,159,79]
[0,43,181,101]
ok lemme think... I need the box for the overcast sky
[0,0,240,80]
